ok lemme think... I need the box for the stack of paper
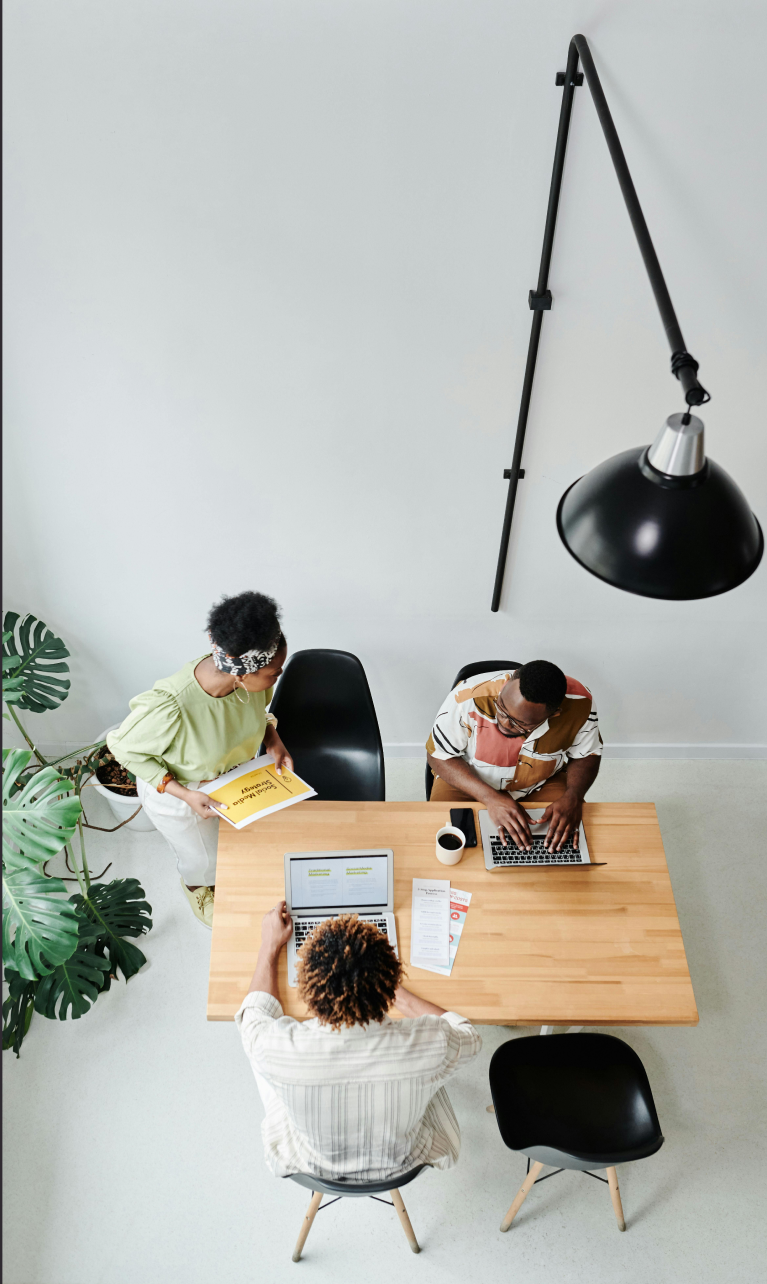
[418,890,472,977]
[410,879,451,969]
[410,879,473,976]
[198,755,316,829]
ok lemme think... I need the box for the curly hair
[206,591,283,657]
[516,659,567,711]
[297,914,404,1029]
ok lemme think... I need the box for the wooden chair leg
[606,1166,626,1231]
[390,1188,421,1254]
[292,1190,323,1262]
[500,1161,544,1231]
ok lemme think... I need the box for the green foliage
[2,612,70,713]
[2,749,83,872]
[72,878,153,982]
[2,869,82,979]
[34,936,112,1021]
[2,632,24,713]
[2,611,154,1053]
[2,967,38,1057]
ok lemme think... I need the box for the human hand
[260,901,293,954]
[486,793,533,849]
[183,788,228,820]
[264,727,294,776]
[539,790,582,850]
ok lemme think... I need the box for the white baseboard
[5,737,765,763]
[383,742,767,760]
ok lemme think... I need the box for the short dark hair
[297,914,404,1029]
[516,660,567,711]
[206,591,282,656]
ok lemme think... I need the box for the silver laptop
[284,849,398,987]
[480,808,604,869]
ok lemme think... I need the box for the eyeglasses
[495,700,543,737]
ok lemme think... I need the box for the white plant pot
[87,726,156,832]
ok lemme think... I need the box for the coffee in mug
[436,824,466,865]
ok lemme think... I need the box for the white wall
[4,0,766,754]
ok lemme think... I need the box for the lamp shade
[557,425,763,599]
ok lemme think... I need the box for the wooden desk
[207,801,698,1027]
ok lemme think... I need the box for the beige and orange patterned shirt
[426,670,602,798]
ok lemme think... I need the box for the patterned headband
[209,633,282,676]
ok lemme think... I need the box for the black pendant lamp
[491,36,763,610]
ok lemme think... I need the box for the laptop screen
[289,854,388,911]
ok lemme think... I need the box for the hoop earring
[233,679,250,705]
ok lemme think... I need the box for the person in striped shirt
[426,659,602,851]
[236,904,481,1181]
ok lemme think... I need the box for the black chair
[269,649,385,801]
[490,1033,663,1233]
[286,1165,426,1261]
[425,660,521,800]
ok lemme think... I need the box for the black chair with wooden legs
[490,1033,663,1234]
[286,1165,425,1262]
[425,659,522,800]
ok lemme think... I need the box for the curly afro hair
[206,591,283,657]
[516,659,567,711]
[297,913,404,1029]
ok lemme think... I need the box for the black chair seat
[490,1033,663,1166]
[425,660,521,800]
[287,1164,426,1197]
[269,649,385,801]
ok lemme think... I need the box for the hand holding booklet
[198,755,316,829]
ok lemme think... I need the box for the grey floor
[3,760,766,1284]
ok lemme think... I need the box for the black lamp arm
[491,35,709,613]
[572,36,709,407]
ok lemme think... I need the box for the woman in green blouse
[108,591,292,928]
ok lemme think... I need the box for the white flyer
[417,889,472,976]
[410,878,450,969]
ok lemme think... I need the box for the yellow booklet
[198,756,316,829]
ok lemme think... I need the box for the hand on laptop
[262,901,294,953]
[540,790,582,851]
[487,794,533,849]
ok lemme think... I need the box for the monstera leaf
[2,967,38,1056]
[2,634,24,711]
[34,936,110,1020]
[2,749,82,872]
[2,612,70,713]
[72,879,153,982]
[2,869,81,979]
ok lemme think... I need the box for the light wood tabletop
[207,800,698,1027]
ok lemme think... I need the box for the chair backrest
[269,649,385,801]
[287,1165,426,1198]
[425,660,522,799]
[489,1033,664,1166]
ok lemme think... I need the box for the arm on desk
[427,751,533,849]
[246,902,293,1001]
[539,754,601,851]
[393,986,447,1018]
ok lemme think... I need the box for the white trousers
[137,777,219,886]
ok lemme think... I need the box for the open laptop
[284,849,398,987]
[479,808,604,870]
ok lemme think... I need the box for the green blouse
[107,654,273,789]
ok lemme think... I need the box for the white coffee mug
[436,824,466,865]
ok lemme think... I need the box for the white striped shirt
[236,991,482,1181]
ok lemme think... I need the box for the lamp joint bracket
[556,71,584,86]
[504,468,525,480]
[529,289,552,311]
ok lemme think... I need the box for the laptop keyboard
[293,915,389,947]
[489,835,584,865]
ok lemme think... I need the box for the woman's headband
[209,633,283,676]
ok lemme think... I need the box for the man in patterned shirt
[426,659,601,851]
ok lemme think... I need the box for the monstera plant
[2,611,153,1055]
